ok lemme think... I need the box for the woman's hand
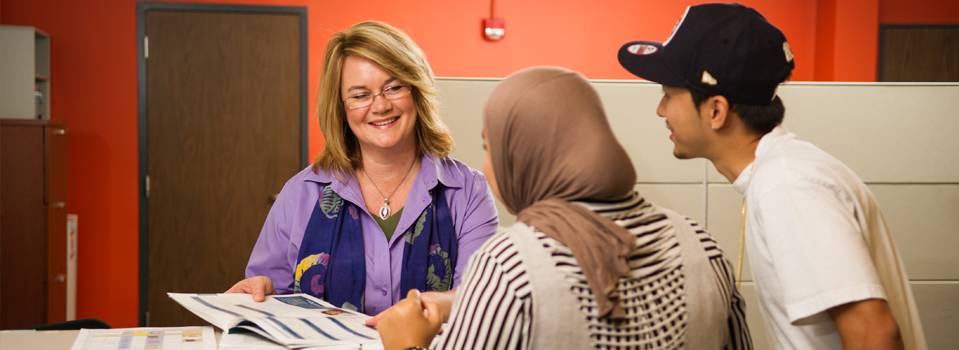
[225,275,275,302]
[377,289,443,350]
[366,290,455,328]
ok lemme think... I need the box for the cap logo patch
[783,42,794,62]
[627,44,659,56]
[701,70,718,86]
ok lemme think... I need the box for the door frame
[136,2,308,326]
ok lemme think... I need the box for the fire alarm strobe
[483,18,505,41]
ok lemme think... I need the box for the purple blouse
[245,154,499,315]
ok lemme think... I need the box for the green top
[374,208,404,241]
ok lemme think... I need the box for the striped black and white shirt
[431,193,752,349]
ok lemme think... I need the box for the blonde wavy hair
[314,21,453,175]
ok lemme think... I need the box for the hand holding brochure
[168,293,382,349]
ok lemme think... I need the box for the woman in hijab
[375,67,753,349]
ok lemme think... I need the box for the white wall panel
[704,183,959,282]
[706,185,753,280]
[596,82,708,183]
[870,185,959,280]
[739,282,959,350]
[636,184,706,224]
[912,283,959,350]
[439,79,708,183]
[440,79,496,170]
[708,83,959,183]
[438,78,959,347]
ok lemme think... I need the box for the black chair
[34,318,111,330]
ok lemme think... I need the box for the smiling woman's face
[341,55,417,154]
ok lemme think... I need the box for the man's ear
[701,95,731,130]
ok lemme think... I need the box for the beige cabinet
[0,25,50,120]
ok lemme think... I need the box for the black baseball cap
[618,3,795,105]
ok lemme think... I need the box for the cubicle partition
[437,78,959,349]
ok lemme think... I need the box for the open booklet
[168,293,383,350]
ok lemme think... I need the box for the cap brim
[617,41,685,86]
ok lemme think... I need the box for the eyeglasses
[343,84,412,110]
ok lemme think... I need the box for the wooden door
[143,8,303,326]
[880,25,959,82]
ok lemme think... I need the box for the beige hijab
[484,67,637,319]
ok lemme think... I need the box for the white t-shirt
[732,127,926,350]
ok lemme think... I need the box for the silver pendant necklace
[363,158,417,220]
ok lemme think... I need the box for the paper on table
[68,326,215,350]
[220,330,386,350]
[218,331,287,350]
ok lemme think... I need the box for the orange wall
[881,0,959,23]
[0,0,955,327]
[814,0,880,81]
[3,0,142,327]
[814,0,837,80]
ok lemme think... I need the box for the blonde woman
[227,21,498,316]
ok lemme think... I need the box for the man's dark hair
[690,89,785,135]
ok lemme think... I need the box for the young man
[617,3,926,350]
